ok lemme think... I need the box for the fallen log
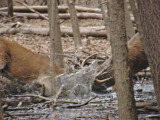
[0,23,107,37]
[59,13,104,19]
[16,1,49,21]
[0,6,66,13]
[0,12,135,21]
[136,102,157,108]
[0,5,101,13]
[144,106,159,112]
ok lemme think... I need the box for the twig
[6,107,33,111]
[12,94,51,101]
[52,85,64,106]
[64,95,98,108]
[56,100,79,104]
[81,50,92,55]
[11,93,84,105]
[0,16,18,23]
[99,1,109,6]
[44,85,64,105]
[4,112,16,119]
[5,112,48,117]
[54,53,81,59]
[67,59,81,69]
[15,1,49,21]
[81,50,107,60]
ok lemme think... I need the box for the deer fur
[128,33,148,75]
[0,36,63,96]
[93,33,149,91]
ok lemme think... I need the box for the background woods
[0,0,159,119]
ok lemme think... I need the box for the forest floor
[0,17,159,120]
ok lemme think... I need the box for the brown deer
[0,36,63,95]
[93,33,149,91]
[128,33,148,75]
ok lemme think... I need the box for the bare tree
[136,0,160,112]
[48,0,64,68]
[48,0,64,95]
[67,0,82,48]
[128,0,141,31]
[7,0,13,17]
[109,0,137,119]
[98,0,110,40]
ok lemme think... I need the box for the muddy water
[4,80,157,120]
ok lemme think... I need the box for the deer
[93,33,149,91]
[0,36,63,96]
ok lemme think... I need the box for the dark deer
[93,33,148,91]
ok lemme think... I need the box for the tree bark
[109,0,137,119]
[68,0,82,47]
[98,0,110,40]
[48,1,64,68]
[124,0,135,40]
[137,0,160,112]
[129,0,141,31]
[7,0,13,17]
[48,0,64,95]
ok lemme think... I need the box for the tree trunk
[98,0,110,40]
[68,0,82,47]
[124,0,135,40]
[109,0,137,119]
[128,0,141,31]
[48,0,64,95]
[137,0,160,112]
[48,0,64,68]
[7,0,13,17]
